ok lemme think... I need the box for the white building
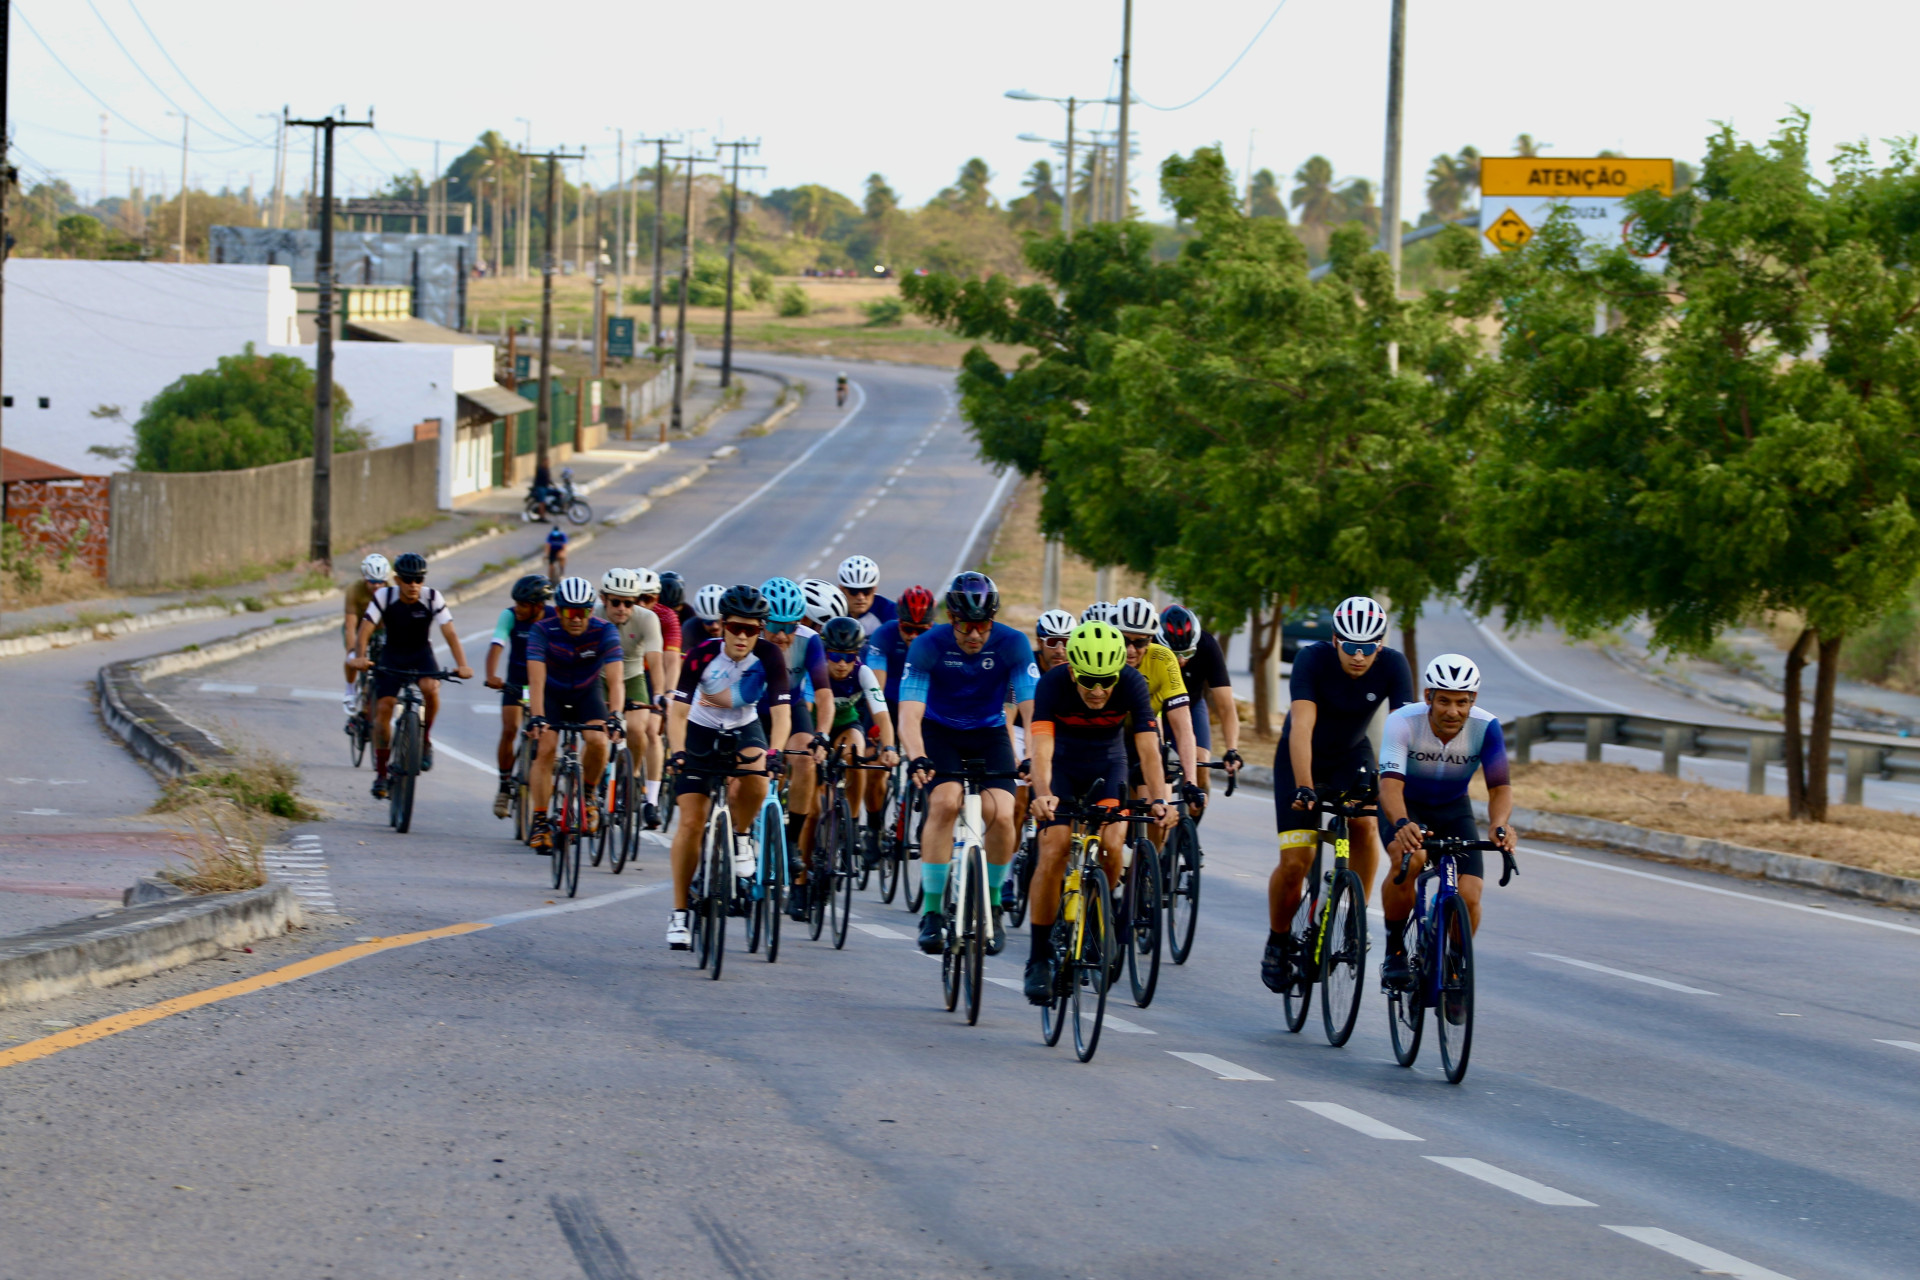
[1,260,516,508]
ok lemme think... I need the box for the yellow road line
[0,922,490,1070]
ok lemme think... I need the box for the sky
[13,0,1919,222]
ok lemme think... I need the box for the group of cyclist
[343,543,1517,1006]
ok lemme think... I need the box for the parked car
[1281,604,1336,661]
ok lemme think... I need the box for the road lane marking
[853,922,911,940]
[432,740,499,776]
[1531,952,1716,995]
[1875,1039,1920,1053]
[1289,1101,1422,1140]
[1169,1052,1271,1081]
[1602,1226,1796,1279]
[290,688,341,699]
[1424,1157,1595,1206]
[199,682,258,694]
[1470,619,1632,713]
[947,465,1019,580]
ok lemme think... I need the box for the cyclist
[1160,604,1243,814]
[898,571,1037,956]
[838,555,895,638]
[665,584,792,950]
[600,568,666,810]
[835,372,849,407]
[483,574,555,819]
[864,584,935,722]
[1022,621,1167,1002]
[820,615,899,841]
[1113,596,1197,832]
[800,577,849,631]
[661,570,691,633]
[545,525,569,582]
[687,583,727,646]
[1009,608,1077,840]
[1263,594,1414,994]
[343,553,389,714]
[1378,654,1515,985]
[757,576,833,915]
[350,552,473,800]
[637,567,680,827]
[525,576,625,851]
[1081,600,1119,625]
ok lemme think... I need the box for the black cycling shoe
[917,910,946,955]
[787,881,810,922]
[1023,954,1055,1005]
[1261,938,1293,994]
[421,740,434,773]
[1382,948,1413,990]
[642,801,661,831]
[371,775,389,801]
[985,908,1006,956]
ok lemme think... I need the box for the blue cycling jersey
[866,620,913,705]
[1378,703,1511,808]
[900,623,1038,730]
[546,528,568,551]
[527,616,622,692]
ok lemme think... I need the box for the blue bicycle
[1386,833,1518,1083]
[745,783,788,963]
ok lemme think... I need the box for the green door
[490,419,506,488]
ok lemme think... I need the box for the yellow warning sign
[1480,158,1673,198]
[1485,208,1533,253]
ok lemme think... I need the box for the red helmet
[898,584,936,626]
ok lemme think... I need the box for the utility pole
[712,139,763,389]
[272,108,288,228]
[166,111,189,261]
[1381,0,1408,376]
[667,151,705,433]
[610,128,625,317]
[287,109,374,565]
[0,0,10,628]
[524,146,584,478]
[99,115,108,212]
[1116,0,1133,223]
[639,136,674,352]
[1062,99,1076,238]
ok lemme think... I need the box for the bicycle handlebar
[1393,833,1519,887]
[377,666,464,683]
[1198,759,1238,797]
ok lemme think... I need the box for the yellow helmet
[1066,620,1126,679]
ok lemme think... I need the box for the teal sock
[986,860,1008,907]
[921,862,949,910]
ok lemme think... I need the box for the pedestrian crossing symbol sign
[1485,208,1533,253]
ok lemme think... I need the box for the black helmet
[510,574,552,605]
[718,583,770,621]
[657,570,685,609]
[821,616,867,654]
[944,570,999,624]
[1160,604,1199,658]
[393,552,428,578]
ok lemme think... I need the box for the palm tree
[1513,133,1548,157]
[863,173,898,222]
[1248,168,1286,219]
[1335,177,1379,233]
[472,131,517,278]
[1291,155,1339,226]
[939,158,995,213]
[1425,146,1480,221]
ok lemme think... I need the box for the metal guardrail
[1508,711,1912,805]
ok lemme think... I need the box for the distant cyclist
[350,552,473,799]
[524,576,625,851]
[837,555,895,638]
[637,567,680,827]
[343,553,390,715]
[1160,603,1242,815]
[800,577,848,632]
[1377,653,1516,986]
[545,525,569,582]
[835,372,849,407]
[687,583,727,646]
[1113,596,1197,832]
[483,574,555,818]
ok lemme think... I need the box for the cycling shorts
[759,697,813,740]
[1379,796,1482,880]
[675,720,770,798]
[624,673,651,709]
[1190,694,1211,752]
[1273,741,1377,836]
[544,681,610,730]
[923,720,1017,795]
[1039,757,1123,830]
[500,683,529,709]
[374,648,438,702]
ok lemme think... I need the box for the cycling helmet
[1066,621,1126,678]
[821,616,867,654]
[1114,596,1159,637]
[718,583,770,621]
[630,566,662,596]
[555,576,596,609]
[801,577,848,627]
[1424,653,1483,693]
[1081,600,1117,625]
[600,567,642,599]
[510,574,552,605]
[759,576,807,625]
[658,571,686,609]
[693,584,727,622]
[837,554,881,590]
[898,584,936,626]
[1331,595,1389,643]
[1160,605,1199,658]
[1036,608,1077,640]
[360,553,391,583]
[944,571,999,623]
[393,552,428,578]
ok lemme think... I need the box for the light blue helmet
[759,576,807,625]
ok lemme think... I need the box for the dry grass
[158,802,269,894]
[984,476,1153,626]
[152,741,317,823]
[1,562,116,611]
[1486,761,1920,879]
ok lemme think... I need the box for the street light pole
[713,140,764,390]
[1381,0,1408,375]
[166,111,189,261]
[639,136,674,353]
[1116,0,1133,223]
[524,146,586,477]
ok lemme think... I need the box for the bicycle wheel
[831,793,856,951]
[705,808,732,980]
[589,771,609,869]
[1126,838,1163,1008]
[1040,915,1069,1048]
[609,750,636,874]
[1319,868,1367,1047]
[760,807,785,964]
[961,844,988,1026]
[1282,873,1319,1035]
[939,870,961,1012]
[564,776,585,898]
[1435,895,1475,1083]
[903,795,925,913]
[1388,916,1427,1068]
[876,772,902,903]
[1006,825,1033,928]
[808,800,833,942]
[512,732,535,844]
[348,711,368,768]
[391,711,419,833]
[549,768,571,891]
[1071,866,1112,1063]
[1165,817,1202,964]
[566,498,593,525]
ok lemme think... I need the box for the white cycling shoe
[732,835,758,880]
[666,911,691,950]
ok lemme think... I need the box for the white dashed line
[853,923,912,940]
[199,682,258,694]
[1602,1226,1796,1279]
[432,740,499,776]
[1424,1157,1595,1206]
[1875,1039,1920,1054]
[1168,1052,1271,1081]
[1531,952,1717,996]
[290,688,342,700]
[1289,1101,1423,1140]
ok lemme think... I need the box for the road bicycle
[1004,814,1037,928]
[1388,833,1517,1084]
[744,778,788,963]
[345,634,384,768]
[593,721,643,875]
[378,666,460,835]
[808,745,890,951]
[928,759,1016,1026]
[1038,785,1120,1063]
[876,756,925,910]
[542,720,609,899]
[1161,760,1236,965]
[1280,776,1378,1047]
[506,691,536,844]
[681,735,767,981]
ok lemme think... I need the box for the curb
[0,588,336,662]
[0,883,304,1010]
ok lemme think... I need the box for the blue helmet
[760,576,807,625]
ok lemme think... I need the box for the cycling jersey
[490,604,556,689]
[900,623,1038,730]
[363,585,451,654]
[1379,703,1510,808]
[527,616,622,692]
[829,661,887,732]
[1031,664,1154,761]
[1179,630,1232,702]
[650,601,682,652]
[545,528,568,557]
[850,594,897,638]
[606,604,663,680]
[676,636,792,731]
[1281,641,1414,760]
[768,626,830,707]
[344,580,378,638]
[1136,641,1191,718]
[865,620,914,704]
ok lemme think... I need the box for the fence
[107,438,438,589]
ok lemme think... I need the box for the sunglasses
[638,594,658,605]
[1039,636,1068,648]
[1075,673,1118,690]
[723,621,763,638]
[604,597,636,608]
[396,574,426,585]
[765,620,799,635]
[1123,635,1152,650]
[559,605,592,618]
[826,651,863,662]
[900,623,930,637]
[955,620,993,637]
[1339,641,1380,657]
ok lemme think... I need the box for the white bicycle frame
[948,789,987,915]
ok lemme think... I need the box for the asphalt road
[2,356,1917,1280]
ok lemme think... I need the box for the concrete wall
[209,227,478,329]
[107,438,438,589]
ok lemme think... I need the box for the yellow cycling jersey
[1137,641,1192,723]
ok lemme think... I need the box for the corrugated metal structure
[209,227,476,330]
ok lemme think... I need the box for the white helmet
[600,567,642,598]
[1331,595,1389,643]
[1114,596,1159,636]
[1081,600,1118,624]
[555,576,597,609]
[692,583,727,622]
[360,553,391,583]
[1036,608,1077,639]
[837,555,880,590]
[801,577,849,627]
[1424,653,1482,692]
[630,566,662,596]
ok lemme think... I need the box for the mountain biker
[343,553,390,714]
[484,574,555,819]
[524,576,625,851]
[350,552,473,799]
[837,555,895,638]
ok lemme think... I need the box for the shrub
[134,343,354,473]
[776,285,811,318]
[861,296,906,327]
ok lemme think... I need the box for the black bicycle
[1280,776,1378,1047]
[877,755,925,910]
[1162,760,1236,965]
[539,719,609,898]
[811,746,890,950]
[1114,801,1166,1008]
[680,736,769,980]
[378,666,460,834]
[1388,834,1518,1084]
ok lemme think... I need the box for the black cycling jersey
[364,586,450,655]
[1279,641,1414,760]
[1179,630,1232,702]
[1032,664,1155,763]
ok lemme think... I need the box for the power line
[81,0,256,147]
[1133,0,1293,112]
[12,3,175,145]
[121,0,260,143]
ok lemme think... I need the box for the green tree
[1290,155,1340,226]
[1247,168,1286,219]
[863,173,899,221]
[1513,133,1549,156]
[134,345,355,473]
[938,158,996,213]
[1425,146,1480,221]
